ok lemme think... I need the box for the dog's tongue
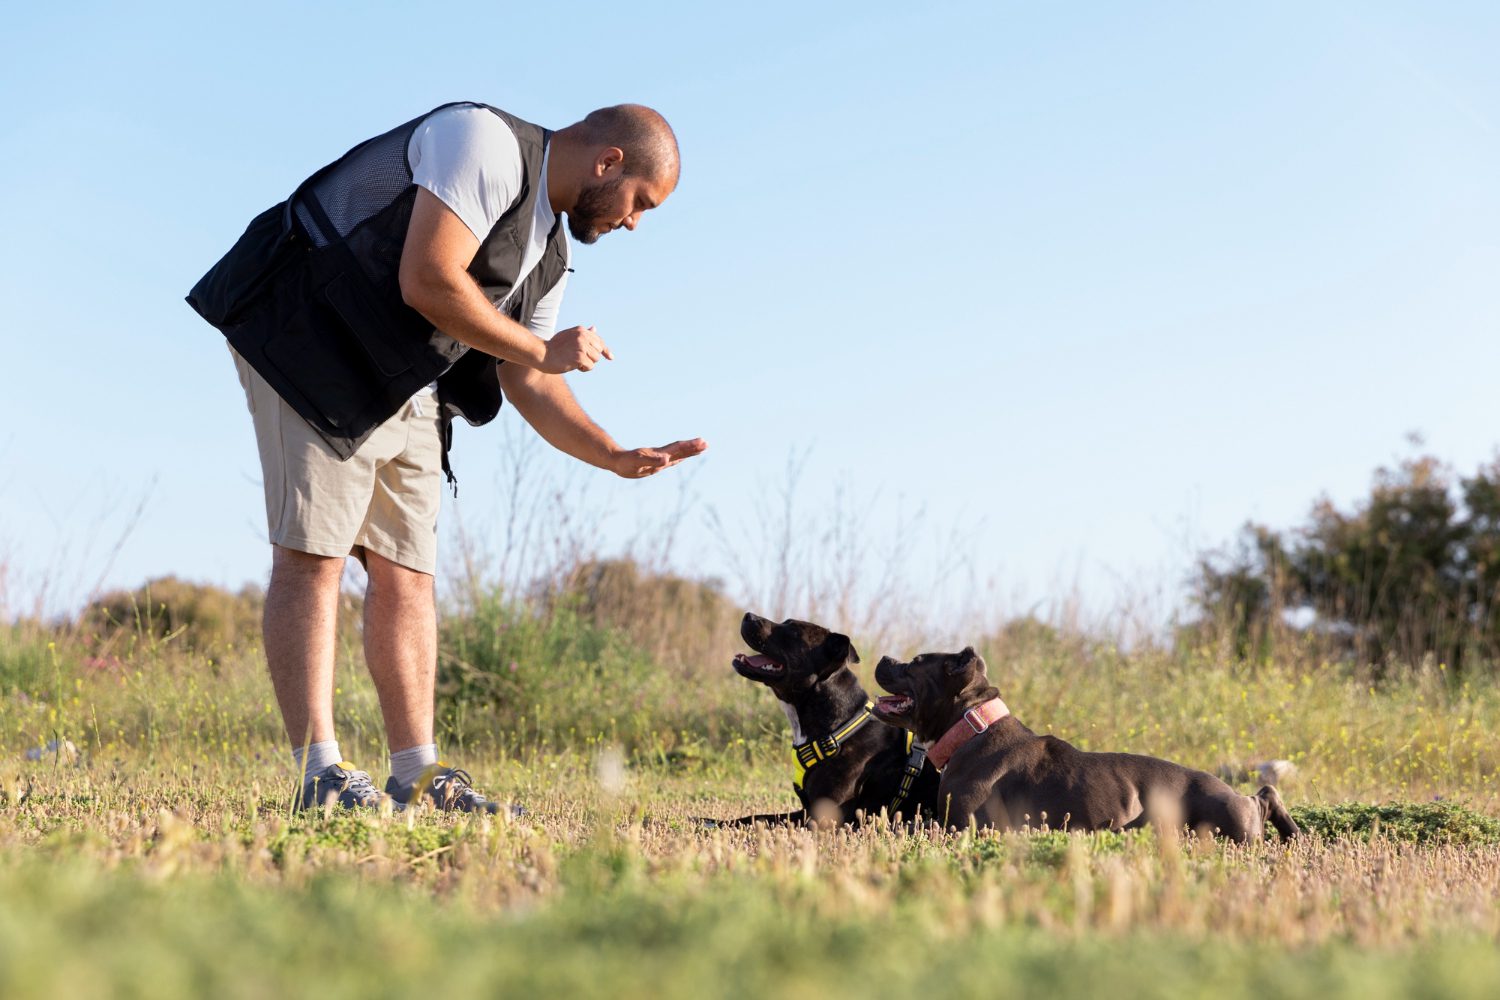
[876,695,912,711]
[739,654,777,669]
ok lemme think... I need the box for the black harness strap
[887,739,929,818]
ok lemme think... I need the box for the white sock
[293,740,343,782]
[389,743,439,789]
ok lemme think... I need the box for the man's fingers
[620,449,672,478]
[562,327,608,372]
[658,438,709,461]
[582,327,612,361]
[615,439,706,479]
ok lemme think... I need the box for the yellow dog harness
[790,701,928,817]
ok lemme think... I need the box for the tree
[1189,453,1500,674]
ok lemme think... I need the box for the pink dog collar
[927,697,1009,771]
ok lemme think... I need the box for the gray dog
[871,646,1300,842]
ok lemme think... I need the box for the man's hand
[608,439,709,479]
[541,325,615,374]
[499,364,706,479]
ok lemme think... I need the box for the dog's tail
[1255,784,1300,840]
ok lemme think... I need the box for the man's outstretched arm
[498,363,707,478]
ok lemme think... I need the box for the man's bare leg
[263,545,345,748]
[362,550,437,753]
[364,551,506,814]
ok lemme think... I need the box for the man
[188,101,704,812]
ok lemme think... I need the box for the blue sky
[2,2,1498,629]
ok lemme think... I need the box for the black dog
[721,613,939,826]
[872,647,1300,842]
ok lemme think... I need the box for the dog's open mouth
[733,652,785,677]
[874,694,913,716]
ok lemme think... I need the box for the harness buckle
[795,743,821,769]
[792,704,875,781]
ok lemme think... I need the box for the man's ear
[596,146,625,177]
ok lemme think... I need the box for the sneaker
[384,763,523,817]
[299,761,387,810]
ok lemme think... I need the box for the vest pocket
[320,272,412,377]
[262,269,416,430]
[187,201,299,327]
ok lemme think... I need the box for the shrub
[79,577,362,660]
[437,585,760,754]
[0,621,53,696]
[1188,452,1500,675]
[1291,801,1500,845]
[545,558,742,677]
[80,577,265,656]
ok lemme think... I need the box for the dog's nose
[876,656,895,670]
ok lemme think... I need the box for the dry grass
[2,749,1500,998]
[4,516,1500,995]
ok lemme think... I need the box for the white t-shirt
[407,106,570,398]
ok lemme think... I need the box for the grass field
[4,589,1500,998]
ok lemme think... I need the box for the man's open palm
[611,438,708,479]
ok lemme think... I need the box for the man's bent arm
[498,364,706,479]
[398,188,610,374]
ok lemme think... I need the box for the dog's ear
[948,646,985,676]
[824,632,859,666]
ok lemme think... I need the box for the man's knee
[270,545,345,591]
[365,550,433,588]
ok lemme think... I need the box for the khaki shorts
[231,348,443,575]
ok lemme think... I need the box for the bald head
[575,104,680,184]
[548,104,679,243]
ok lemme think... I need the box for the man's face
[567,171,673,245]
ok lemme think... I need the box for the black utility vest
[187,102,569,477]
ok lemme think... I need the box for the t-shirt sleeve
[527,265,569,337]
[407,106,523,241]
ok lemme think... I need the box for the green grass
[4,859,1500,1000]
[5,599,1500,998]
[1290,800,1500,845]
[4,782,1500,999]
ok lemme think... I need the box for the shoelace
[331,766,382,803]
[430,767,488,807]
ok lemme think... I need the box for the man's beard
[566,175,626,245]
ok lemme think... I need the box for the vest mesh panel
[294,121,416,248]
